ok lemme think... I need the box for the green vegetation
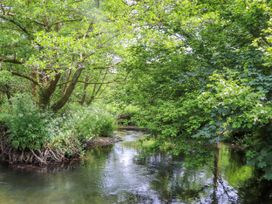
[0,0,272,182]
[0,93,116,164]
[112,0,272,180]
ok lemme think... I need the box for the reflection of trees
[212,143,219,204]
[147,143,254,203]
[211,143,236,204]
[0,147,113,204]
[237,174,272,203]
[211,143,242,204]
[148,153,212,203]
[211,143,260,204]
[220,146,253,189]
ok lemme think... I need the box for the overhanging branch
[0,56,23,64]
[0,15,32,38]
[11,71,41,87]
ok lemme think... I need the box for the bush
[49,129,82,158]
[48,104,117,143]
[0,96,117,162]
[73,106,116,141]
[115,104,140,126]
[0,94,49,150]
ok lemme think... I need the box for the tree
[114,0,272,179]
[0,0,128,111]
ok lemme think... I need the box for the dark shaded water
[0,131,271,204]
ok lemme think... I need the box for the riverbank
[117,126,147,131]
[0,135,122,173]
[0,120,123,171]
[84,136,122,148]
[0,103,119,170]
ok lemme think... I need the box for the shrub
[49,129,82,158]
[93,110,116,137]
[0,97,117,162]
[73,107,116,141]
[0,94,49,150]
[115,104,140,126]
[48,104,117,143]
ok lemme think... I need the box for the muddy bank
[118,126,147,131]
[84,136,122,148]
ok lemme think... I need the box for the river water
[0,131,271,204]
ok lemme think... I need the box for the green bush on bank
[0,94,116,155]
[70,105,117,141]
[0,94,49,150]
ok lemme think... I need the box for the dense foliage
[0,94,49,150]
[112,0,272,180]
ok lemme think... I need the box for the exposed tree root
[0,126,80,167]
[0,124,118,168]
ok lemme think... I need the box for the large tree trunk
[51,68,83,112]
[39,73,61,108]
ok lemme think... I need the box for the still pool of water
[0,131,271,204]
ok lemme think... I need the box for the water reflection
[0,131,270,204]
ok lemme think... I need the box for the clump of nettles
[0,94,116,165]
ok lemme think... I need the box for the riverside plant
[0,94,116,166]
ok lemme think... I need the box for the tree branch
[11,71,41,87]
[0,15,32,38]
[57,79,118,86]
[0,56,23,64]
[51,67,84,111]
[50,18,82,26]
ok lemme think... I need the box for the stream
[0,131,271,204]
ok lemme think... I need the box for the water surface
[0,131,270,204]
